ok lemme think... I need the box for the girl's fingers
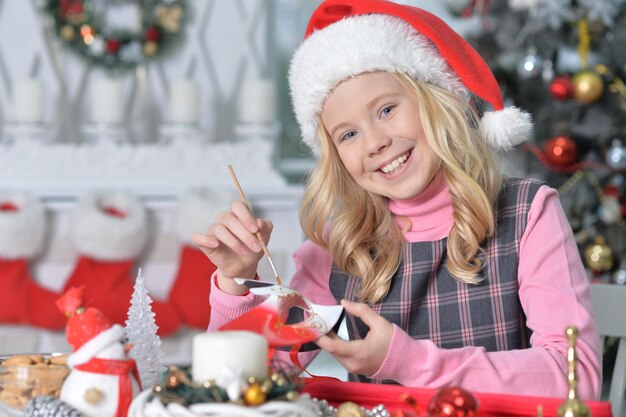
[191,232,218,250]
[257,219,274,243]
[316,332,357,357]
[231,201,260,233]
[218,212,262,253]
[210,223,254,256]
[341,299,380,328]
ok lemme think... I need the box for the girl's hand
[191,200,273,295]
[315,299,394,376]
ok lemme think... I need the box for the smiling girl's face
[320,71,441,201]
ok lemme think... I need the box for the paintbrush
[228,164,282,286]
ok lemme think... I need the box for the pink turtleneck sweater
[208,171,602,400]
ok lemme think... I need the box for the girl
[193,0,602,399]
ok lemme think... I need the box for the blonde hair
[299,72,502,304]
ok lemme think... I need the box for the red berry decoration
[106,38,121,55]
[545,135,578,166]
[144,27,161,42]
[427,386,478,417]
[549,76,573,100]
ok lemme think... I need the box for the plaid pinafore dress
[328,178,544,383]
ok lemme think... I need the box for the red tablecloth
[302,379,613,417]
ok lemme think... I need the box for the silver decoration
[118,41,143,64]
[531,0,575,31]
[606,139,626,170]
[88,37,106,57]
[613,262,626,285]
[517,51,544,79]
[578,0,626,27]
[311,398,390,417]
[25,397,84,417]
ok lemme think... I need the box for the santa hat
[288,0,532,157]
[56,286,125,367]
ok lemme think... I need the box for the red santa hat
[56,286,125,367]
[288,0,532,157]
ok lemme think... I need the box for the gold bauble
[584,237,614,272]
[572,70,604,104]
[243,383,266,406]
[156,4,182,33]
[166,367,186,388]
[143,41,159,56]
[60,25,75,41]
[336,401,366,417]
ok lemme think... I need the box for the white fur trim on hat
[289,14,467,157]
[174,190,235,244]
[71,192,147,261]
[480,107,533,151]
[68,324,125,367]
[0,192,46,259]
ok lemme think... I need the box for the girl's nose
[365,129,391,156]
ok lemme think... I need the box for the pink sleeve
[371,185,602,400]
[206,272,263,331]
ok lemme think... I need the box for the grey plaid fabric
[328,178,543,383]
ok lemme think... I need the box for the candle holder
[0,122,53,145]
[233,121,282,143]
[157,123,206,144]
[556,326,591,417]
[81,122,132,145]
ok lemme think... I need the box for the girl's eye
[380,105,396,118]
[339,130,357,142]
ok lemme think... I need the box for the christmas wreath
[44,0,185,70]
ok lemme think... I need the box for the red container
[302,379,613,417]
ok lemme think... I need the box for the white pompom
[480,107,533,151]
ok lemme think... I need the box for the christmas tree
[125,269,166,389]
[457,0,626,284]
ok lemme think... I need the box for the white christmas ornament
[125,269,166,389]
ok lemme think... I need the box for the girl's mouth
[380,150,412,174]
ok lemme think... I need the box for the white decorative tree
[125,268,166,389]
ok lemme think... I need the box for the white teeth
[381,153,409,173]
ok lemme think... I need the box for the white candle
[239,79,275,123]
[91,79,124,124]
[192,331,268,383]
[168,80,199,124]
[11,79,43,123]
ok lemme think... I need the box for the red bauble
[544,135,578,166]
[106,38,122,55]
[549,76,573,100]
[427,387,478,417]
[144,27,161,42]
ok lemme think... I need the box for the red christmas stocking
[62,192,182,336]
[168,191,232,329]
[0,193,65,329]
